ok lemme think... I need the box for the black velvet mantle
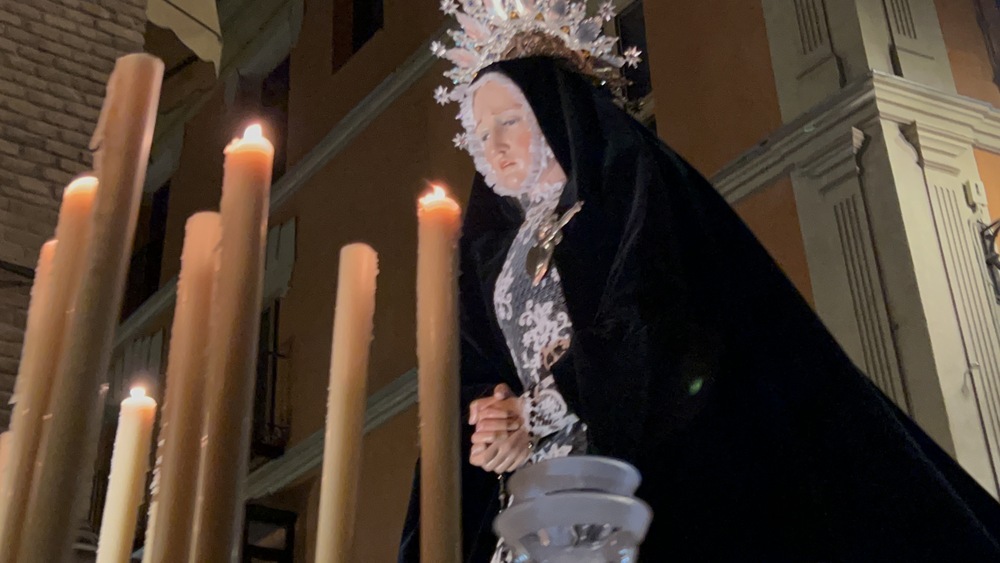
[399,57,1000,562]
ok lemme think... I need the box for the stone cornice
[714,71,1000,203]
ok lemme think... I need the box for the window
[121,181,171,320]
[260,58,291,182]
[353,0,384,52]
[251,299,290,464]
[234,57,290,183]
[611,0,655,132]
[976,0,1000,90]
[616,0,652,103]
[243,505,296,563]
[332,0,385,71]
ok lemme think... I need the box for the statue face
[472,79,537,194]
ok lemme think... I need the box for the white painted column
[760,0,1000,494]
[881,120,1000,493]
[763,0,956,123]
[790,127,911,411]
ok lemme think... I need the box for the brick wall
[0,0,148,429]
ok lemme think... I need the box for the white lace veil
[458,72,557,197]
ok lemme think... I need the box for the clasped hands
[468,383,531,474]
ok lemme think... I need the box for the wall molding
[245,369,417,499]
[714,70,1000,203]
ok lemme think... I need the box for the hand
[468,384,531,474]
[470,426,530,474]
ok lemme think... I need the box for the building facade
[3,0,1000,560]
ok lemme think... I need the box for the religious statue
[400,1,1000,560]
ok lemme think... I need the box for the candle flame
[130,387,146,399]
[420,185,450,207]
[65,175,98,196]
[243,124,264,142]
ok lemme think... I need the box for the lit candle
[96,387,158,563]
[0,177,97,563]
[142,212,222,563]
[416,184,463,563]
[17,53,164,563]
[315,243,379,562]
[190,124,273,563]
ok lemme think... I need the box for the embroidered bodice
[492,181,588,463]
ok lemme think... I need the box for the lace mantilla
[457,72,555,196]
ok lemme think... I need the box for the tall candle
[190,124,273,563]
[416,185,463,563]
[0,432,9,486]
[96,387,158,563]
[0,177,97,563]
[0,239,56,547]
[18,53,164,563]
[315,243,379,562]
[142,212,221,563]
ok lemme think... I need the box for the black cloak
[399,57,1000,562]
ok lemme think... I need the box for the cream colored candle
[416,185,463,563]
[142,212,221,563]
[190,124,273,563]
[0,432,9,486]
[0,178,97,563]
[96,387,158,563]
[18,54,164,563]
[315,243,379,563]
[0,239,57,547]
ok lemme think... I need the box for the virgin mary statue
[399,1,1000,561]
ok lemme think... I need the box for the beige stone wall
[0,0,147,428]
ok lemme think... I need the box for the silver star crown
[433,0,641,105]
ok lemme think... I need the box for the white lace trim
[459,72,556,197]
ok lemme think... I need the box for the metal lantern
[494,456,653,563]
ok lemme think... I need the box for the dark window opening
[333,0,384,72]
[234,57,290,183]
[121,181,171,320]
[260,58,291,182]
[243,504,297,563]
[616,0,652,103]
[353,0,384,52]
[251,299,290,465]
[975,0,1000,90]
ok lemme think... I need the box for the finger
[492,435,530,474]
[482,446,505,472]
[494,397,523,413]
[469,443,489,466]
[471,441,502,468]
[469,395,502,424]
[475,418,520,433]
[475,406,520,421]
[484,432,521,473]
[494,383,514,399]
[471,430,506,444]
